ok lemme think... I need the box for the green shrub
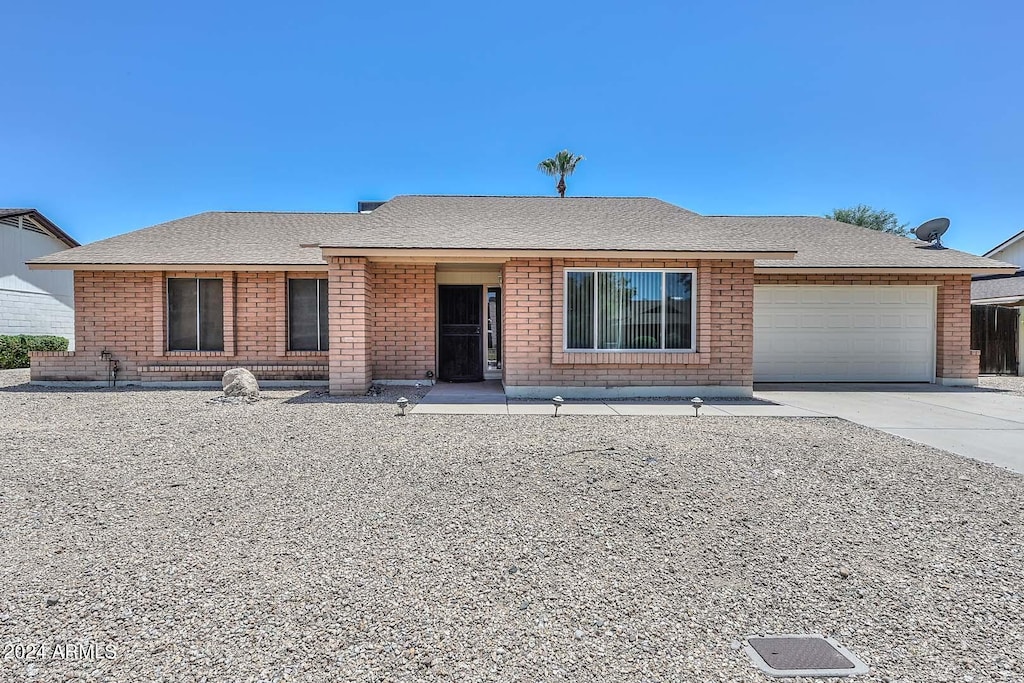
[0,335,69,369]
[632,335,659,349]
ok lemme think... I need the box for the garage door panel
[904,288,933,305]
[754,286,935,382]
[851,337,881,353]
[801,314,826,328]
[852,313,877,327]
[879,314,904,328]
[879,288,906,304]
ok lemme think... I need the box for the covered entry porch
[324,256,503,395]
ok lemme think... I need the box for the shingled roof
[328,195,793,252]
[27,196,1015,272]
[29,211,361,267]
[709,215,1013,270]
[971,271,1024,303]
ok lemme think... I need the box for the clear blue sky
[4,1,1022,254]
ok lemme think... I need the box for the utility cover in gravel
[1,369,1022,682]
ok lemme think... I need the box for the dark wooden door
[438,285,484,382]
[972,305,1020,374]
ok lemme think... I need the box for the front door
[438,285,484,382]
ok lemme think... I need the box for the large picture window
[565,269,694,351]
[167,278,224,351]
[288,278,329,351]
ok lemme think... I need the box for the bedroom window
[167,278,224,351]
[565,269,695,351]
[288,278,329,351]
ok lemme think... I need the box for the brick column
[328,257,372,395]
[935,274,979,385]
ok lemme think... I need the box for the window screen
[565,270,693,351]
[288,278,329,351]
[167,278,223,351]
[198,279,224,351]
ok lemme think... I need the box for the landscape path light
[691,397,703,417]
[552,396,565,417]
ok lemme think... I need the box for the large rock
[222,368,260,398]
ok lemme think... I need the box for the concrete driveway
[757,383,1024,474]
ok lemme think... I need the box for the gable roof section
[324,195,793,252]
[984,228,1024,258]
[26,196,1016,272]
[0,208,79,248]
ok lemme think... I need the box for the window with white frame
[565,269,695,351]
[288,278,329,351]
[167,278,224,351]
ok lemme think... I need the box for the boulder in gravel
[222,368,260,398]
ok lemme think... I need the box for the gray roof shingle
[730,215,1012,270]
[334,195,793,252]
[29,211,362,266]
[971,272,1024,302]
[27,196,1015,271]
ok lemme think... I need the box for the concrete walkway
[411,381,825,417]
[757,383,1024,474]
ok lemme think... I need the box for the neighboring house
[971,229,1024,375]
[1,209,79,348]
[26,196,1015,396]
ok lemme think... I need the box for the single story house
[1,208,79,347]
[27,196,1016,397]
[971,228,1024,375]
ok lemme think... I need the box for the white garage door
[754,286,935,382]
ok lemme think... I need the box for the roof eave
[6,210,80,248]
[984,228,1024,258]
[26,262,329,271]
[317,247,798,262]
[971,296,1024,306]
[754,266,1020,275]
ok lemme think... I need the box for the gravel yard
[979,375,1024,397]
[1,368,1023,682]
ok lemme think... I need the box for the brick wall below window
[501,258,754,389]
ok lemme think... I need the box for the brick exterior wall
[30,261,977,390]
[754,271,978,381]
[327,258,372,395]
[31,265,440,387]
[31,270,329,383]
[371,263,436,380]
[501,258,754,391]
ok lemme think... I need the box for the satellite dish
[914,217,950,249]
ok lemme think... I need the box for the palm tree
[537,150,585,197]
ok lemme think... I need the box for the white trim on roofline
[970,296,1024,306]
[984,228,1024,258]
[27,263,331,271]
[755,266,1018,274]
[318,247,798,261]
